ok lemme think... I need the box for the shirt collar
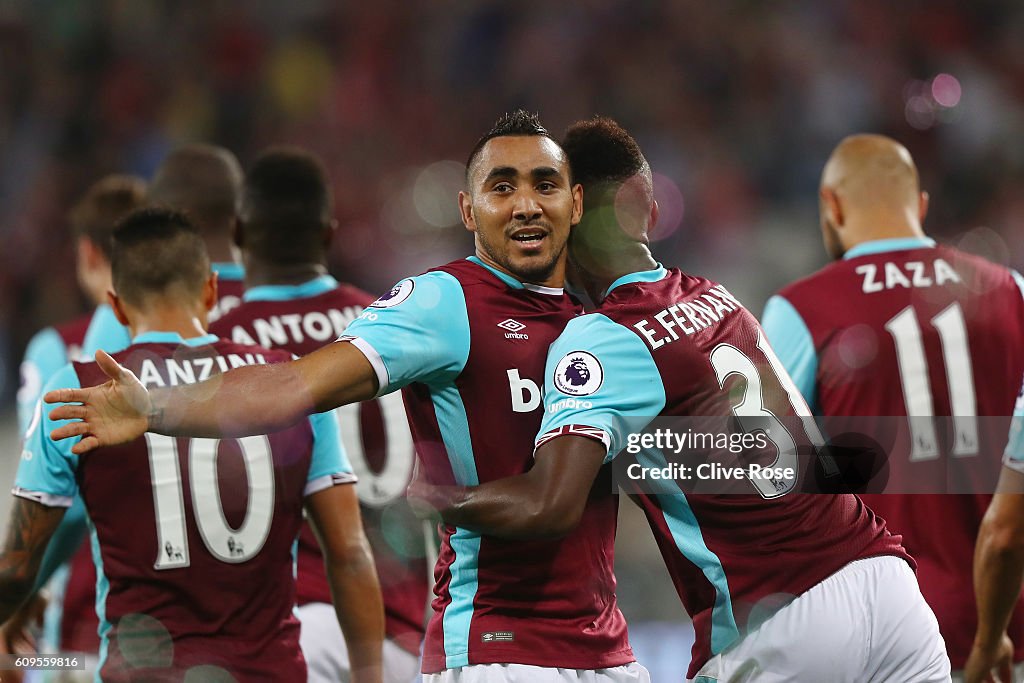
[843,237,936,260]
[243,275,338,302]
[212,262,245,281]
[465,256,564,296]
[604,264,669,297]
[131,331,218,347]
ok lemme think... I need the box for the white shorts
[422,662,650,683]
[690,556,951,683]
[297,601,421,683]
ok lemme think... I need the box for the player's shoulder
[367,267,466,310]
[934,244,1019,284]
[53,311,95,349]
[556,312,644,353]
[207,339,293,364]
[775,258,852,303]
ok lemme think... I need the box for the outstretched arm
[46,341,378,454]
[409,435,606,539]
[965,466,1024,683]
[0,498,65,625]
[306,484,384,683]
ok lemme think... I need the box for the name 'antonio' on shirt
[633,284,743,350]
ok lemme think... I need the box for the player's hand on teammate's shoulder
[44,350,152,454]
[965,632,1014,683]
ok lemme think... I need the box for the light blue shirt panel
[1011,270,1024,303]
[212,262,245,281]
[342,272,471,392]
[81,304,130,357]
[842,236,936,260]
[760,295,819,413]
[1006,380,1024,465]
[308,409,353,480]
[538,313,666,461]
[243,275,338,302]
[15,365,82,500]
[17,327,69,436]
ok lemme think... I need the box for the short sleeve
[13,365,82,507]
[1012,269,1024,303]
[81,304,131,357]
[339,272,470,395]
[536,314,666,462]
[761,295,819,413]
[1004,376,1024,473]
[304,409,357,496]
[17,327,69,436]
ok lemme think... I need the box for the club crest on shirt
[554,351,604,396]
[370,279,415,308]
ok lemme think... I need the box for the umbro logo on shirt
[481,631,515,643]
[497,319,529,340]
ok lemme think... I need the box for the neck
[473,248,565,288]
[587,242,658,303]
[243,257,328,288]
[204,235,240,264]
[843,210,925,251]
[127,305,208,340]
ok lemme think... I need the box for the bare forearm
[424,477,564,539]
[149,362,315,438]
[975,519,1024,647]
[0,501,63,624]
[326,544,384,683]
[414,436,606,539]
[150,341,378,438]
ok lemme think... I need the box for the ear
[233,217,244,249]
[570,183,583,227]
[108,291,131,326]
[649,200,660,231]
[918,191,929,223]
[459,191,476,233]
[203,272,219,312]
[80,237,103,269]
[820,187,844,228]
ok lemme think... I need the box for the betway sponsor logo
[507,369,541,413]
[229,307,364,349]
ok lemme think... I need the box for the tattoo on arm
[0,499,65,622]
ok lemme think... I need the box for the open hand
[44,350,152,454]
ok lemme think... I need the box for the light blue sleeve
[17,327,69,436]
[1005,377,1024,471]
[761,295,819,413]
[537,314,666,462]
[13,365,82,505]
[1012,270,1024,302]
[307,409,354,482]
[81,304,131,357]
[340,272,470,393]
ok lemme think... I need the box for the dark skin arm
[966,466,1024,683]
[0,499,65,625]
[305,484,384,683]
[408,435,606,540]
[46,341,378,453]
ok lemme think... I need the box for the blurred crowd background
[2,0,1024,675]
[3,1,1024,399]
